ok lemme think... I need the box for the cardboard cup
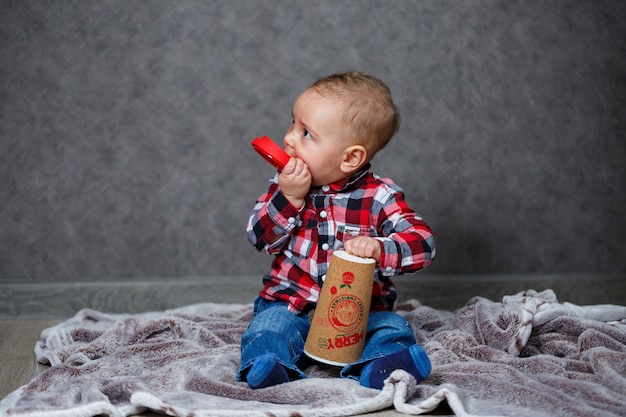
[304,250,375,366]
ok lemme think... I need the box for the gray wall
[1,0,625,282]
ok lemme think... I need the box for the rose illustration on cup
[340,271,355,289]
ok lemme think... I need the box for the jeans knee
[368,312,416,345]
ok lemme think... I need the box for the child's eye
[303,129,312,139]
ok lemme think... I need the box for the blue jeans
[237,297,417,382]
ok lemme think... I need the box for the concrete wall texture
[1,0,625,281]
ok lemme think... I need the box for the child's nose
[283,131,295,149]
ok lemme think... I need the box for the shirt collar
[322,163,371,193]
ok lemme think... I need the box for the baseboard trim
[1,273,624,319]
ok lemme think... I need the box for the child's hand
[278,157,311,208]
[343,236,381,261]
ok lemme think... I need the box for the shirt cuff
[267,189,304,231]
[376,238,400,276]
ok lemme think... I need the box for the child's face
[283,89,350,186]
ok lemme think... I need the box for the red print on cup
[341,271,355,289]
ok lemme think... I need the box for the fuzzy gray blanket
[1,289,625,417]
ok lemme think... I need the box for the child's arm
[246,158,311,254]
[376,207,435,275]
[246,181,300,254]
[346,183,435,275]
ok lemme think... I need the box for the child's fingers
[281,157,297,174]
[344,237,378,259]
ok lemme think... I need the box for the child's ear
[340,145,368,174]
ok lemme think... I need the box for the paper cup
[304,250,375,366]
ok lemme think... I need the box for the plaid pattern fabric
[247,166,435,314]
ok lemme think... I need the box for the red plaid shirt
[246,165,435,314]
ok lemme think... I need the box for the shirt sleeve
[372,182,436,276]
[246,175,303,254]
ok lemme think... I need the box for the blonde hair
[309,72,400,156]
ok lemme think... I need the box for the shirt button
[321,243,330,251]
[322,185,330,192]
[322,274,327,282]
[385,266,393,273]
[287,217,296,224]
[319,211,327,219]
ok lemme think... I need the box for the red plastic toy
[251,136,291,171]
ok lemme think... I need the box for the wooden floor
[1,273,624,416]
[0,319,59,400]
